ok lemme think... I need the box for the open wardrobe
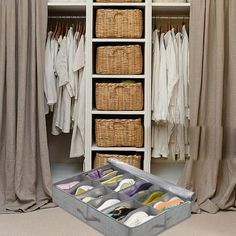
[0,0,236,236]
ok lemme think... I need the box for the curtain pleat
[179,0,236,213]
[0,0,52,213]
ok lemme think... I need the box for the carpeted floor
[0,207,235,236]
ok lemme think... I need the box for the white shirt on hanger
[70,34,86,158]
[182,25,189,119]
[176,31,186,160]
[44,31,57,106]
[55,36,71,133]
[67,27,76,98]
[152,33,169,158]
[50,36,61,135]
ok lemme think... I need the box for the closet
[47,0,190,183]
[47,1,87,182]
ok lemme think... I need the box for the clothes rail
[48,16,86,19]
[152,16,189,19]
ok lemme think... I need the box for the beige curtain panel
[0,0,52,212]
[179,0,236,213]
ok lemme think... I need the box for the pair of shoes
[114,179,136,192]
[75,185,93,196]
[82,196,96,203]
[87,169,103,180]
[100,170,119,180]
[101,175,124,185]
[123,182,152,197]
[107,206,136,221]
[142,191,165,206]
[56,181,79,190]
[124,211,155,227]
[97,199,121,211]
[103,168,115,176]
[153,197,184,212]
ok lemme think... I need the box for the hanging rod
[152,16,189,19]
[48,16,86,19]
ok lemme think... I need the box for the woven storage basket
[94,153,142,169]
[96,45,143,75]
[96,9,143,38]
[96,0,142,2]
[96,82,143,111]
[95,118,143,147]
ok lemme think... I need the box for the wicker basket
[96,45,143,75]
[94,153,142,169]
[96,9,143,38]
[96,82,143,111]
[95,118,143,147]
[96,0,142,2]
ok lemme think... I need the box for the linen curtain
[0,0,52,212]
[178,0,236,213]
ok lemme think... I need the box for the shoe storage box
[52,159,195,236]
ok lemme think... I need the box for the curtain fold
[178,0,236,213]
[0,0,52,213]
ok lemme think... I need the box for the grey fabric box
[53,158,195,236]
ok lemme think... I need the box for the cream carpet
[0,207,235,236]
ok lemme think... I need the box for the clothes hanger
[52,21,58,39]
[167,19,170,32]
[82,22,86,35]
[65,22,69,36]
[177,23,180,33]
[77,22,82,40]
[48,20,53,32]
[56,21,62,39]
[76,21,79,33]
[154,18,158,30]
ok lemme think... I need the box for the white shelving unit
[84,0,152,172]
[47,1,190,179]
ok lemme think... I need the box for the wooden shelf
[92,38,145,43]
[92,109,145,115]
[152,2,190,16]
[93,2,146,7]
[48,1,86,15]
[92,74,145,79]
[91,144,145,152]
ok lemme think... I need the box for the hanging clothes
[67,27,76,98]
[51,36,62,136]
[152,24,189,160]
[44,20,86,158]
[175,31,186,160]
[182,25,190,157]
[152,32,169,158]
[44,31,57,106]
[70,34,86,158]
[55,36,72,133]
[167,28,179,159]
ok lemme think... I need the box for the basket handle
[113,11,128,22]
[109,84,128,100]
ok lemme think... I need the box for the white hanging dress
[55,36,71,133]
[176,31,186,160]
[70,34,86,158]
[152,32,169,158]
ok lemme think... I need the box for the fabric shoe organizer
[53,159,195,236]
